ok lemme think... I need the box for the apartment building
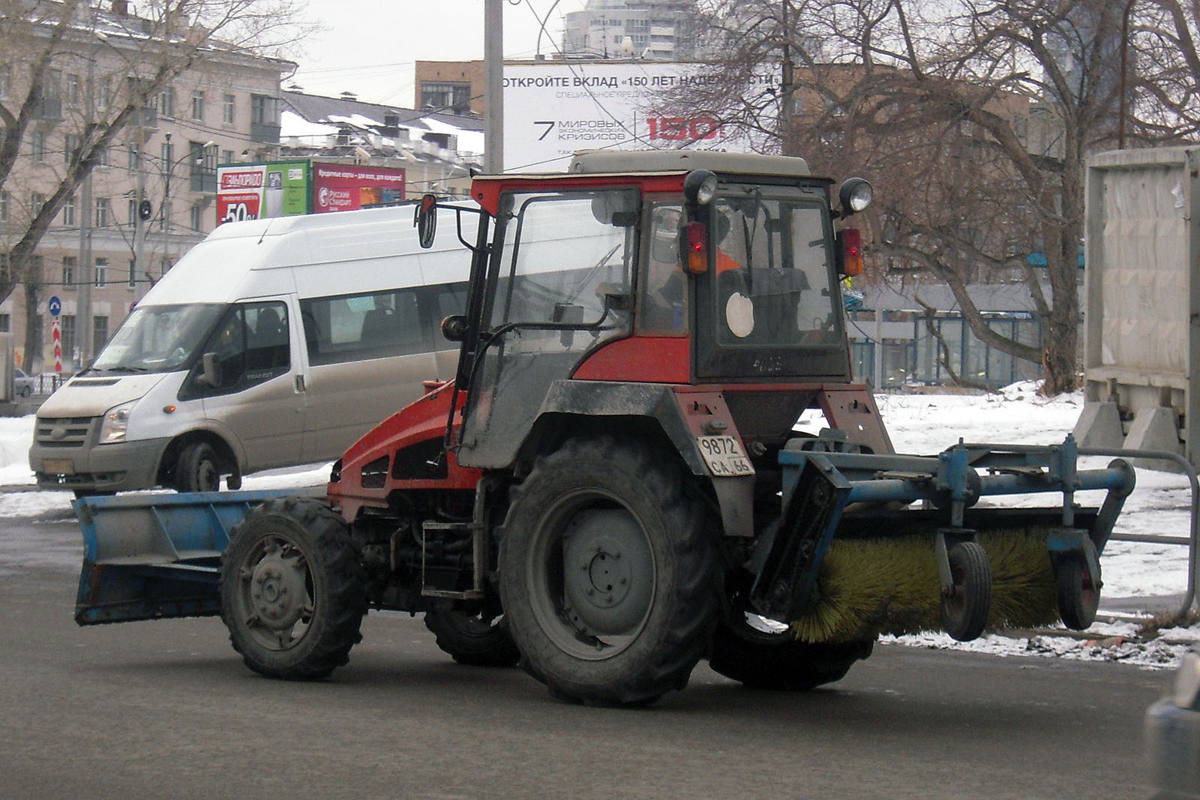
[1,2,294,372]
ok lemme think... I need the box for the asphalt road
[0,514,1168,800]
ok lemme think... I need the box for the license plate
[43,459,75,474]
[697,435,754,477]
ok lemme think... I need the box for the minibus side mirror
[197,353,220,388]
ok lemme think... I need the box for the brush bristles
[789,530,1061,643]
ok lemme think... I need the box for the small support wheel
[1056,555,1100,631]
[939,541,992,642]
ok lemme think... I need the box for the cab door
[194,299,305,471]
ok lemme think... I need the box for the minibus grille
[35,417,95,449]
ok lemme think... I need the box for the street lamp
[133,133,214,298]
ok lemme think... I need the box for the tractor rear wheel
[424,607,520,667]
[499,436,719,706]
[709,611,874,690]
[220,497,367,680]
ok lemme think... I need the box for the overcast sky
[290,0,587,107]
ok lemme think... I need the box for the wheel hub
[561,508,653,636]
[249,550,307,631]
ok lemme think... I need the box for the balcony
[34,97,62,121]
[250,121,281,143]
[190,165,217,193]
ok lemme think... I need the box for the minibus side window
[301,288,431,365]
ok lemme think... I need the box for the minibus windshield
[90,304,226,373]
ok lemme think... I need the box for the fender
[525,380,756,538]
[330,381,483,521]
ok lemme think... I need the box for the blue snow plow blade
[74,489,306,625]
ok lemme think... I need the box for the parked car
[13,368,35,398]
[1146,651,1200,799]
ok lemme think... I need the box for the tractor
[75,150,1134,706]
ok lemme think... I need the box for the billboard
[503,61,777,173]
[216,162,309,225]
[311,163,406,213]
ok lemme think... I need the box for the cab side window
[195,301,290,396]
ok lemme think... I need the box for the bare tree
[0,0,310,361]
[670,0,1195,395]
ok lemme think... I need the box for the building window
[159,85,175,117]
[128,259,137,288]
[0,65,9,100]
[93,315,108,356]
[62,195,75,227]
[0,253,8,283]
[96,77,111,111]
[127,197,137,226]
[65,133,79,164]
[94,198,109,227]
[66,73,79,105]
[95,257,108,288]
[0,314,10,333]
[191,89,205,120]
[251,94,279,125]
[160,140,174,171]
[158,200,171,232]
[222,149,234,164]
[32,130,46,162]
[127,142,139,173]
[190,204,204,231]
[31,193,46,216]
[95,144,108,167]
[223,93,235,124]
[0,190,7,221]
[63,256,76,290]
[420,82,472,115]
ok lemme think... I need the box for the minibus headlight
[98,401,136,445]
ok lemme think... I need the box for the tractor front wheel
[709,612,874,690]
[424,607,520,667]
[220,497,367,680]
[499,437,719,706]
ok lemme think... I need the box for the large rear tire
[220,497,367,680]
[499,437,719,706]
[424,607,520,667]
[709,614,874,690]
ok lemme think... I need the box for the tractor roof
[568,149,812,178]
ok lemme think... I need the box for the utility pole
[780,0,796,156]
[484,0,504,174]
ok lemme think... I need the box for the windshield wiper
[96,366,149,373]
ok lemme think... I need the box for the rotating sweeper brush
[752,433,1135,643]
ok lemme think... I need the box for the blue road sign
[48,296,61,317]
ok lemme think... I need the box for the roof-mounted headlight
[838,177,872,217]
[684,169,718,206]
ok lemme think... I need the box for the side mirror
[414,193,438,249]
[441,315,467,343]
[197,352,220,387]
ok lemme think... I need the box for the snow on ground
[4,381,1198,669]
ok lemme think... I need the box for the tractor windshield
[695,184,850,381]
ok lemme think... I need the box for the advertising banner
[503,61,778,173]
[216,162,310,225]
[311,163,406,213]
